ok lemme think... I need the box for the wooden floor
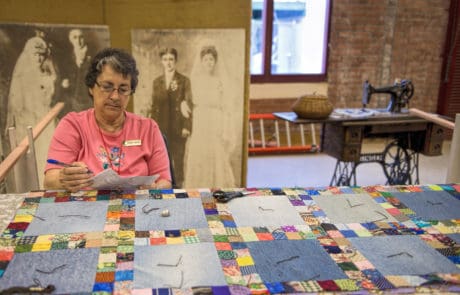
[246,139,452,188]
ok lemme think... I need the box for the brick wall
[328,0,450,111]
[250,0,451,114]
[250,98,297,114]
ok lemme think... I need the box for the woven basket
[291,94,333,119]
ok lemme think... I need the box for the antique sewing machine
[275,77,444,186]
[362,79,414,113]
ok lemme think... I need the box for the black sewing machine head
[362,79,414,113]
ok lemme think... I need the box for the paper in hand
[91,169,159,189]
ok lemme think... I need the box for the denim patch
[134,243,226,289]
[135,198,208,231]
[227,196,305,227]
[349,235,460,275]
[392,191,460,220]
[0,248,99,293]
[24,201,109,235]
[246,239,347,282]
[311,193,398,224]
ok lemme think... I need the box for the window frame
[250,0,332,83]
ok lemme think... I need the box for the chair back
[161,133,176,188]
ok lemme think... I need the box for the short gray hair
[85,48,139,93]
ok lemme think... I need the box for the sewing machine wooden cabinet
[274,111,445,186]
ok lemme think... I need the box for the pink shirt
[45,109,171,183]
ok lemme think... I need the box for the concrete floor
[247,139,452,188]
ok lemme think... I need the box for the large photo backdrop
[0,22,110,191]
[132,29,245,189]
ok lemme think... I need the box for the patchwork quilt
[0,184,459,294]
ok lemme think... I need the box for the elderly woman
[44,48,171,192]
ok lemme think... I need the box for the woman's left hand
[139,179,172,190]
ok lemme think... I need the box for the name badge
[123,139,142,147]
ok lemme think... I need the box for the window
[251,0,331,83]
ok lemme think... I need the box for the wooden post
[409,108,458,183]
[446,114,460,183]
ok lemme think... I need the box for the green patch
[15,244,33,253]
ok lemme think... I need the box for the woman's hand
[44,162,93,193]
[139,179,172,190]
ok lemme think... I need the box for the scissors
[212,190,255,203]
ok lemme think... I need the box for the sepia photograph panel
[0,22,110,192]
[132,29,245,189]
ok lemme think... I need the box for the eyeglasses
[95,81,132,96]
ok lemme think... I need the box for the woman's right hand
[58,162,94,192]
[42,161,94,193]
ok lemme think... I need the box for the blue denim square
[0,248,100,293]
[228,196,305,227]
[134,243,226,289]
[392,191,460,220]
[311,193,398,224]
[349,235,460,275]
[246,239,347,282]
[24,200,109,235]
[135,198,208,231]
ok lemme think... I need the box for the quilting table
[0,184,459,294]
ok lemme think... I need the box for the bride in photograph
[5,31,57,190]
[7,32,57,137]
[184,43,236,188]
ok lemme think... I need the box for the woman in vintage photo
[6,31,57,137]
[6,31,57,186]
[184,44,236,188]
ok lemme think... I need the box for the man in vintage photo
[52,28,94,119]
[149,47,193,188]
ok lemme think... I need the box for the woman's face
[89,64,131,122]
[201,53,216,74]
[161,53,176,73]
[32,52,46,66]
